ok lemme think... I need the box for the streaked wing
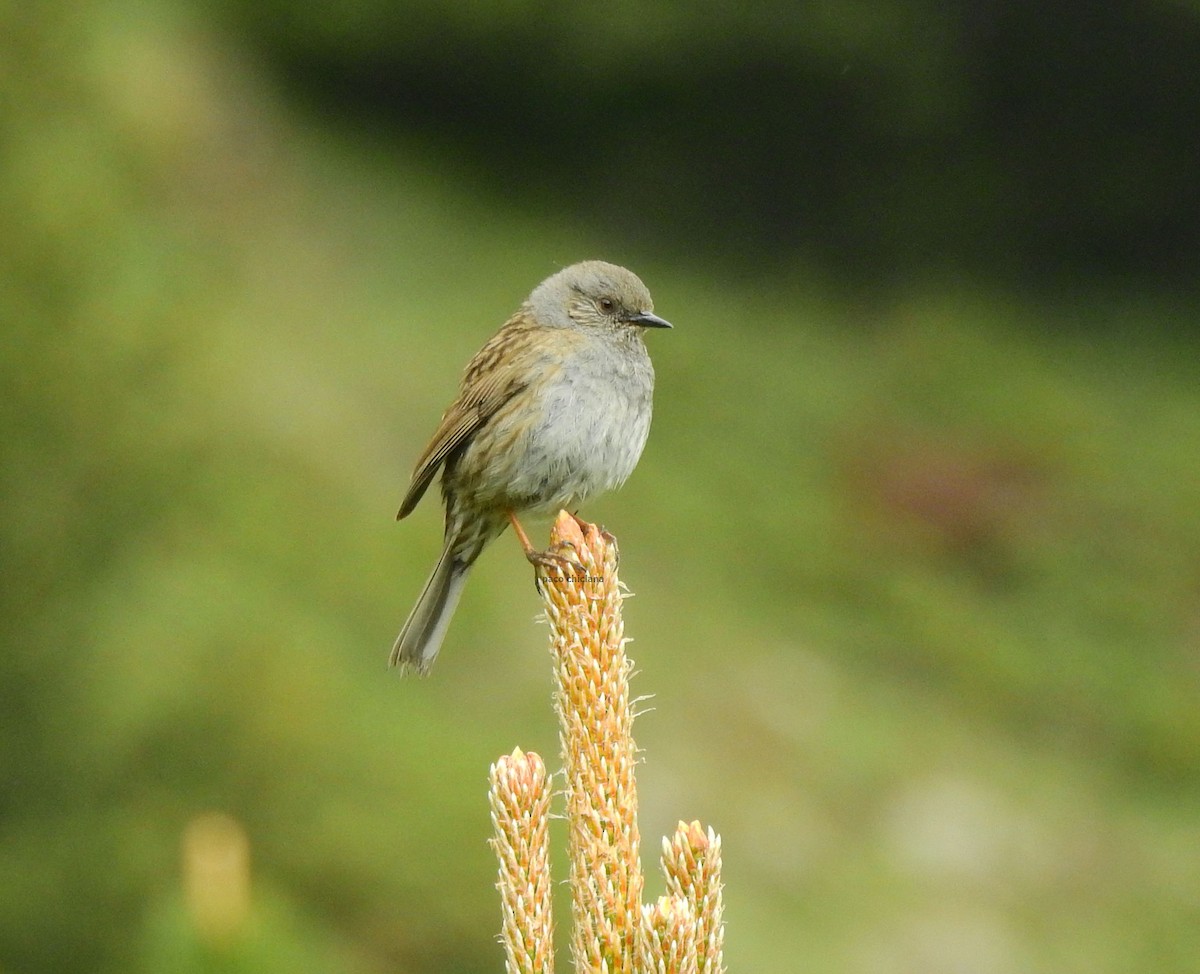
[395,314,537,520]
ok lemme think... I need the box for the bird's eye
[598,297,617,314]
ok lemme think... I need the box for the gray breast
[514,333,655,510]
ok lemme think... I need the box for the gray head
[528,260,673,333]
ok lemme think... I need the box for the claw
[598,525,619,566]
[528,542,587,585]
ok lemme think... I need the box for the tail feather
[390,543,471,675]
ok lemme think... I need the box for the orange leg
[507,511,583,572]
[507,511,539,560]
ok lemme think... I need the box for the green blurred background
[3,1,1199,971]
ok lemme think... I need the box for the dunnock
[391,260,671,674]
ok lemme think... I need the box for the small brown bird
[391,261,671,674]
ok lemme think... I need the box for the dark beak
[628,311,673,329]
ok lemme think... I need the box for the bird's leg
[507,511,540,560]
[508,511,585,586]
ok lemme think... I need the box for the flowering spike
[540,512,643,974]
[488,749,554,974]
[487,515,728,974]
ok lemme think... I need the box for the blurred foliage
[214,0,1200,294]
[2,1,1199,974]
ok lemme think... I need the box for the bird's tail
[390,542,471,675]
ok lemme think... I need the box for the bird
[390,260,671,675]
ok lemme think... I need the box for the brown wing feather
[395,408,480,519]
[395,312,536,520]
